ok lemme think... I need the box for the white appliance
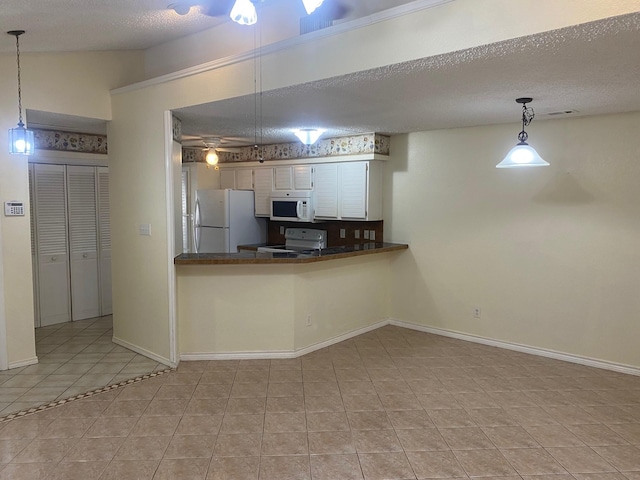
[270,190,313,222]
[194,189,266,253]
[257,228,327,253]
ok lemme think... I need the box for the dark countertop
[174,242,408,265]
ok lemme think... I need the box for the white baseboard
[179,319,389,362]
[112,336,176,368]
[389,319,640,377]
[8,356,39,370]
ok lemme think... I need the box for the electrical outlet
[474,307,481,318]
[370,230,376,241]
[354,230,360,239]
[280,226,285,235]
[306,313,313,327]
[340,228,346,239]
[364,230,370,240]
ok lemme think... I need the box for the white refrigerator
[194,189,266,253]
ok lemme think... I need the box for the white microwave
[270,191,313,222]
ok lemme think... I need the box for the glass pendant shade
[302,0,324,14]
[205,149,219,165]
[293,129,325,145]
[9,123,35,155]
[496,142,549,168]
[230,0,257,25]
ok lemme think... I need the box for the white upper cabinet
[274,166,293,190]
[220,169,236,189]
[235,169,253,190]
[313,164,339,219]
[253,167,274,217]
[339,162,368,219]
[293,165,313,190]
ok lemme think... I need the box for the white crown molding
[112,0,454,95]
[389,319,640,377]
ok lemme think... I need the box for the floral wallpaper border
[34,128,108,155]
[182,133,390,164]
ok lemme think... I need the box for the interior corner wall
[385,111,640,369]
[0,50,144,368]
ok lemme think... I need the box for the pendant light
[496,97,549,168]
[7,30,35,156]
[293,128,325,145]
[229,0,257,25]
[302,0,324,14]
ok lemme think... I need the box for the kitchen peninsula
[174,242,408,360]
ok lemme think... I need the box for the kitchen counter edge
[174,243,408,265]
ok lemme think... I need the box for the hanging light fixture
[229,0,257,25]
[203,138,221,165]
[302,0,324,14]
[496,97,549,168]
[7,30,35,156]
[293,128,325,145]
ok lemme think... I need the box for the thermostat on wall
[4,201,25,216]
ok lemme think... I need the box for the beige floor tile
[353,429,403,453]
[142,398,189,417]
[427,408,476,428]
[572,474,631,480]
[98,459,159,480]
[547,446,618,473]
[453,448,517,476]
[265,396,304,413]
[45,460,108,480]
[175,414,223,435]
[566,424,631,446]
[207,456,259,480]
[386,409,434,429]
[164,434,216,459]
[359,451,415,479]
[310,454,364,480]
[225,397,266,414]
[481,426,540,449]
[339,381,377,396]
[415,392,460,410]
[84,416,138,437]
[261,432,308,456]
[102,399,150,417]
[199,371,236,385]
[0,462,52,480]
[347,411,392,430]
[114,435,171,460]
[607,423,640,445]
[466,407,519,427]
[220,414,264,434]
[258,455,310,480]
[154,384,196,399]
[229,382,267,398]
[0,438,31,463]
[591,445,640,471]
[39,417,96,438]
[308,430,356,454]
[306,412,350,432]
[304,395,344,413]
[264,412,306,432]
[396,427,449,452]
[185,398,228,416]
[130,415,181,436]
[153,457,210,480]
[342,394,385,412]
[524,425,586,447]
[500,447,568,475]
[214,433,262,457]
[267,382,304,397]
[63,436,124,462]
[13,437,78,463]
[440,427,495,450]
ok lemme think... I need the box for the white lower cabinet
[29,163,112,327]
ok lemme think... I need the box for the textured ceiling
[175,12,640,146]
[0,0,415,53]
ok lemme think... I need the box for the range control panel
[4,201,25,216]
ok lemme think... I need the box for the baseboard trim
[8,356,38,370]
[389,319,640,377]
[112,336,176,368]
[180,319,389,361]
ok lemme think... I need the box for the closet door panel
[34,163,71,326]
[67,165,100,320]
[97,167,112,315]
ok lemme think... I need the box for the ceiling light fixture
[302,0,324,15]
[7,30,34,156]
[497,97,549,168]
[293,128,325,145]
[168,2,191,15]
[203,138,221,166]
[230,0,258,25]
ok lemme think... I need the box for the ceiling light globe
[205,149,219,165]
[230,0,257,25]
[302,0,324,15]
[496,143,549,168]
[293,128,325,145]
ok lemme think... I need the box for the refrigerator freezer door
[196,226,230,253]
[196,189,229,228]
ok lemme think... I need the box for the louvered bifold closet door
[97,167,112,315]
[67,165,100,320]
[34,163,71,326]
[28,165,40,327]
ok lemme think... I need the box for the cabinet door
[236,169,253,190]
[313,164,339,219]
[293,165,312,190]
[339,162,368,219]
[220,169,236,189]
[274,167,293,190]
[253,168,273,217]
[97,167,112,315]
[67,165,100,321]
[28,165,39,327]
[33,163,71,326]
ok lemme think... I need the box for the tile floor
[0,324,639,479]
[0,316,164,416]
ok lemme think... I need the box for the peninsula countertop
[174,242,408,265]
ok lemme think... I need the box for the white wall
[386,112,640,368]
[0,50,144,367]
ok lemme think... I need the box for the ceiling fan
[168,0,351,24]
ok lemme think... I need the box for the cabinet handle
[51,256,57,261]
[83,253,88,258]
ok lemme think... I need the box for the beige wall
[0,51,144,367]
[386,112,640,368]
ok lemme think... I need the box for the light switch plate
[364,230,370,240]
[370,230,375,241]
[354,230,360,239]
[340,228,346,238]
[139,223,151,236]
